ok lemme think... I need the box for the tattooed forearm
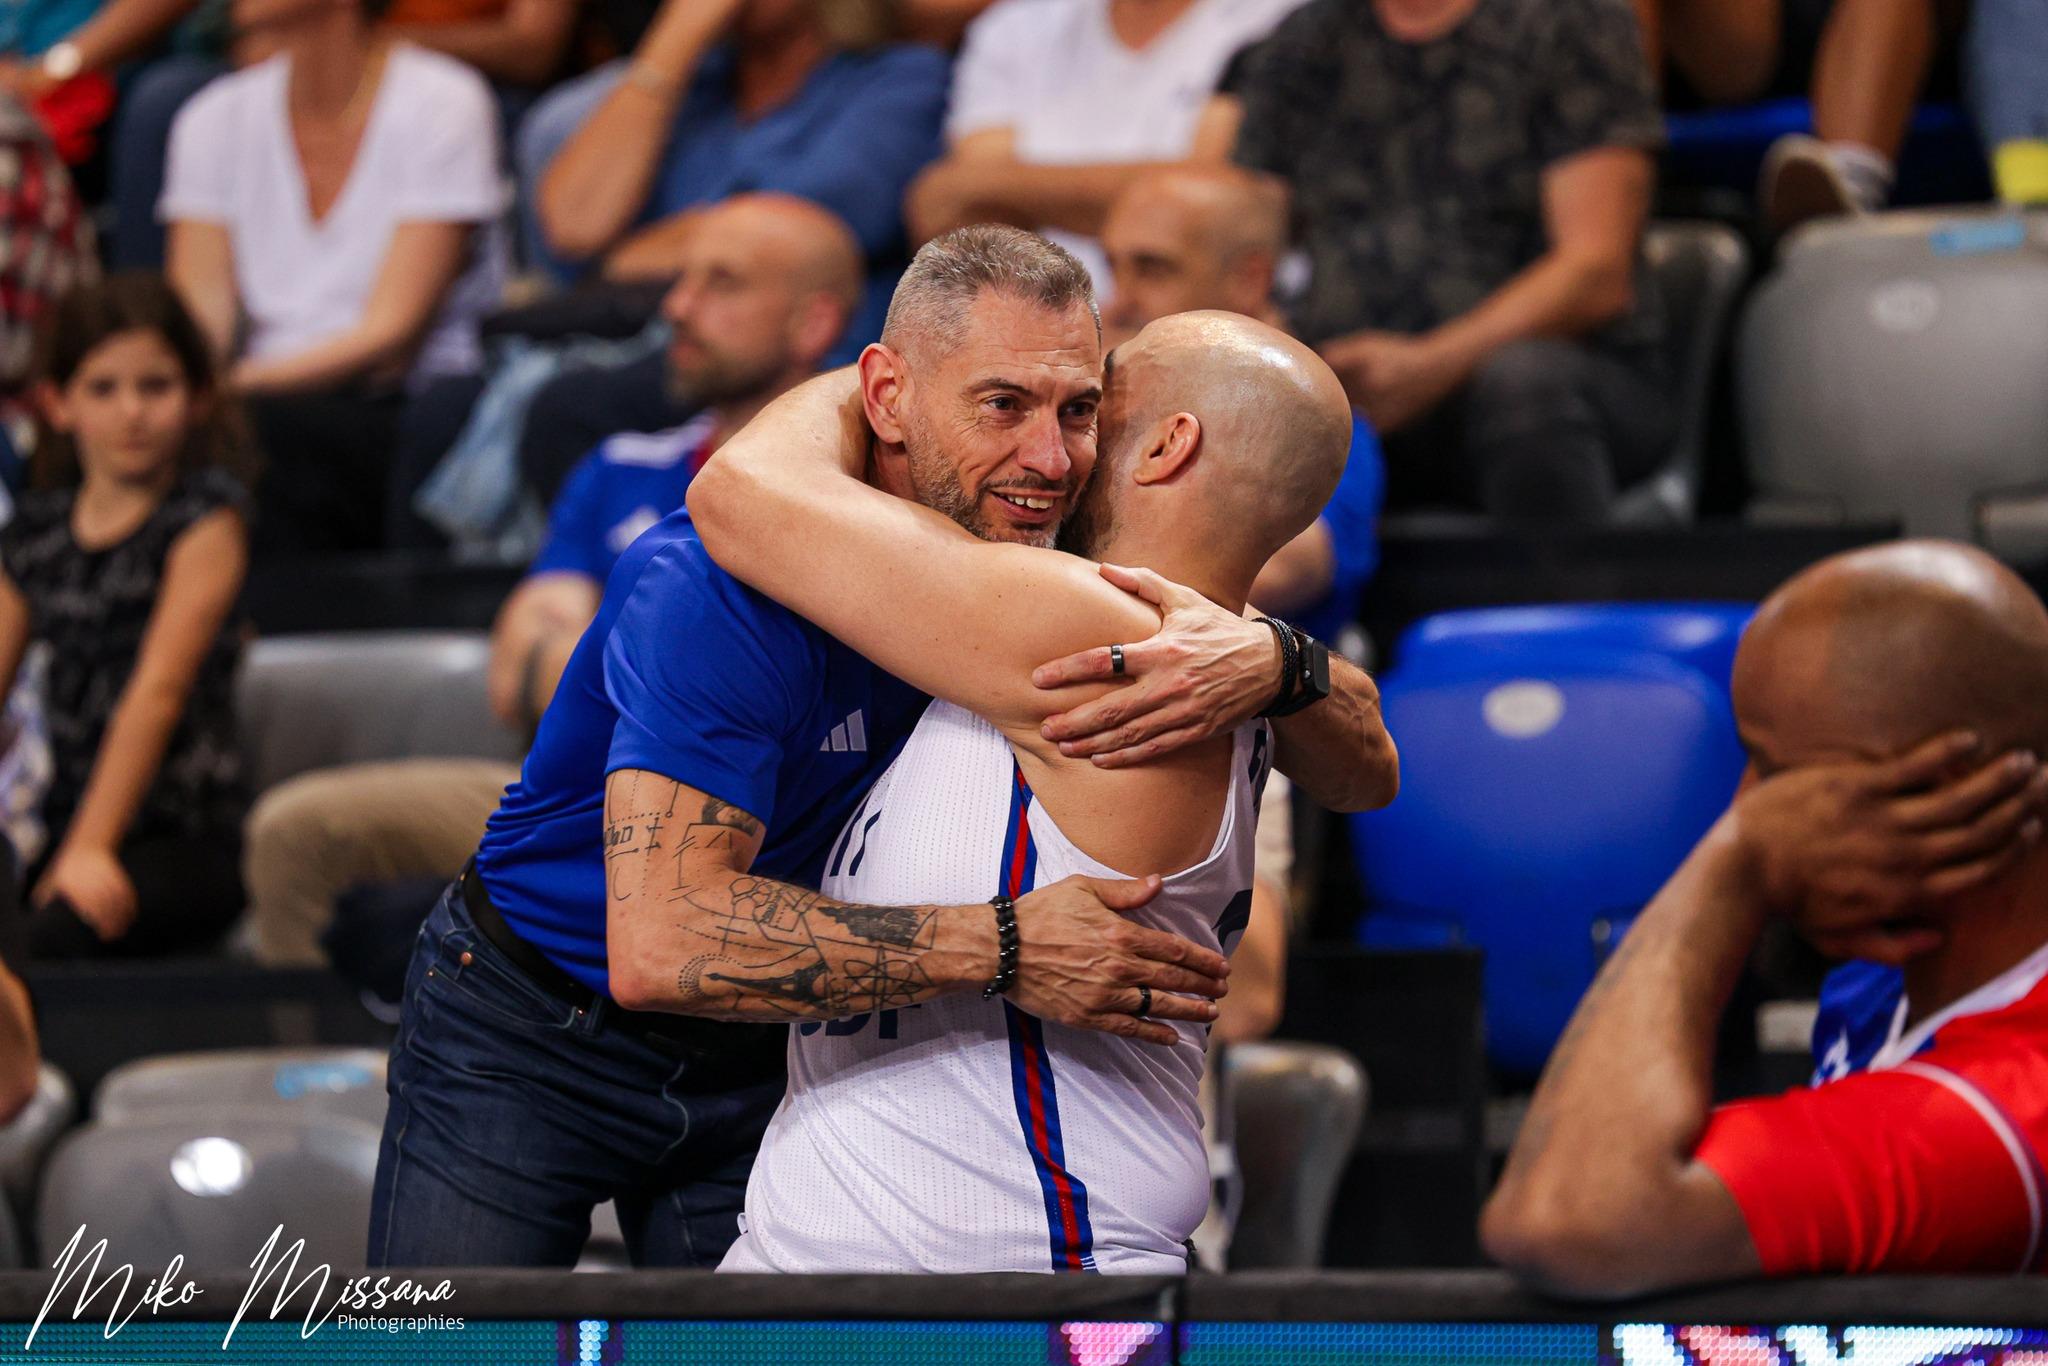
[670,874,946,1020]
[606,768,975,1022]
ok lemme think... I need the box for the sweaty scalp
[1741,540,2048,757]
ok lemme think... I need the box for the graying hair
[881,225,1100,358]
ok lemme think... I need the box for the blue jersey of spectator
[528,418,711,584]
[475,511,928,997]
[1292,413,1385,644]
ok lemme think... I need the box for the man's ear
[1131,412,1201,487]
[1228,249,1279,319]
[793,295,850,371]
[858,342,910,446]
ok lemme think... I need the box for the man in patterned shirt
[1216,0,1671,524]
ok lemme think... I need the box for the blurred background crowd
[0,0,2038,1278]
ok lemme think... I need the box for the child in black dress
[0,274,256,958]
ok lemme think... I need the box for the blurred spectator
[1484,542,2048,1296]
[522,0,946,283]
[1636,0,1962,230]
[0,93,94,472]
[1967,0,2048,205]
[908,0,1301,293]
[162,0,511,553]
[0,275,252,959]
[108,0,574,270]
[892,0,996,44]
[1101,165,1380,643]
[0,0,128,165]
[1223,0,1671,525]
[244,193,861,966]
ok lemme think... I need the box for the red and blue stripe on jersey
[998,762,1098,1273]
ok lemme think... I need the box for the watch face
[1308,642,1331,695]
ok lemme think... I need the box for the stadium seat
[1393,602,1754,691]
[1350,643,1747,1076]
[1612,223,1750,525]
[36,1110,379,1272]
[1663,99,1991,209]
[1740,208,2048,558]
[1382,221,1747,533]
[0,1065,77,1234]
[1226,1041,1368,1270]
[96,1048,388,1130]
[234,631,525,795]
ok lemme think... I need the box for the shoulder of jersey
[600,416,716,471]
[1934,967,2048,1060]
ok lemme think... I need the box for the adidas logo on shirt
[819,710,867,753]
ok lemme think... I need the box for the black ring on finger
[1110,644,1126,676]
[1134,985,1152,1018]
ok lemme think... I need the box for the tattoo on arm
[607,776,947,1021]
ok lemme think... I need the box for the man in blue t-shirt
[1100,166,1385,645]
[241,196,864,971]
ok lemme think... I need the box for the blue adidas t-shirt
[527,419,710,583]
[475,510,928,998]
[1294,414,1385,644]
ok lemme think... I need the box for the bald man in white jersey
[686,308,1367,1273]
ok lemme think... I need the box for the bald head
[661,193,863,404]
[1074,311,1351,570]
[1103,167,1290,344]
[1735,541,2048,771]
[702,193,864,313]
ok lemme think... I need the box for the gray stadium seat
[36,1110,379,1272]
[1740,208,2048,555]
[0,1064,76,1241]
[1610,221,1750,526]
[96,1049,387,1130]
[1225,1041,1368,1270]
[234,631,525,795]
[1382,221,1748,533]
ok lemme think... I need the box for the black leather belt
[457,860,785,1078]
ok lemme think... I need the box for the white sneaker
[1760,134,1871,235]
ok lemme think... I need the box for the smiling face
[893,289,1103,547]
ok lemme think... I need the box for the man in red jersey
[1484,539,2048,1297]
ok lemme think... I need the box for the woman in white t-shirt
[161,0,508,552]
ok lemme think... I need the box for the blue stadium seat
[1664,99,1991,207]
[1394,603,1755,693]
[1351,624,1750,1077]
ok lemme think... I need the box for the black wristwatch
[1256,619,1332,718]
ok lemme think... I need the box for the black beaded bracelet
[982,895,1021,999]
[1256,616,1300,718]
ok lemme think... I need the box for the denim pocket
[429,925,581,1033]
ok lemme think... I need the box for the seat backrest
[1614,222,1750,525]
[0,1064,75,1226]
[96,1049,388,1130]
[36,1111,379,1272]
[1352,646,1745,1075]
[1225,1041,1368,1270]
[1740,210,2048,543]
[1395,602,1754,692]
[234,632,525,794]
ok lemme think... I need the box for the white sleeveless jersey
[719,700,1271,1274]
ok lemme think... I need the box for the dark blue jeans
[368,882,784,1266]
